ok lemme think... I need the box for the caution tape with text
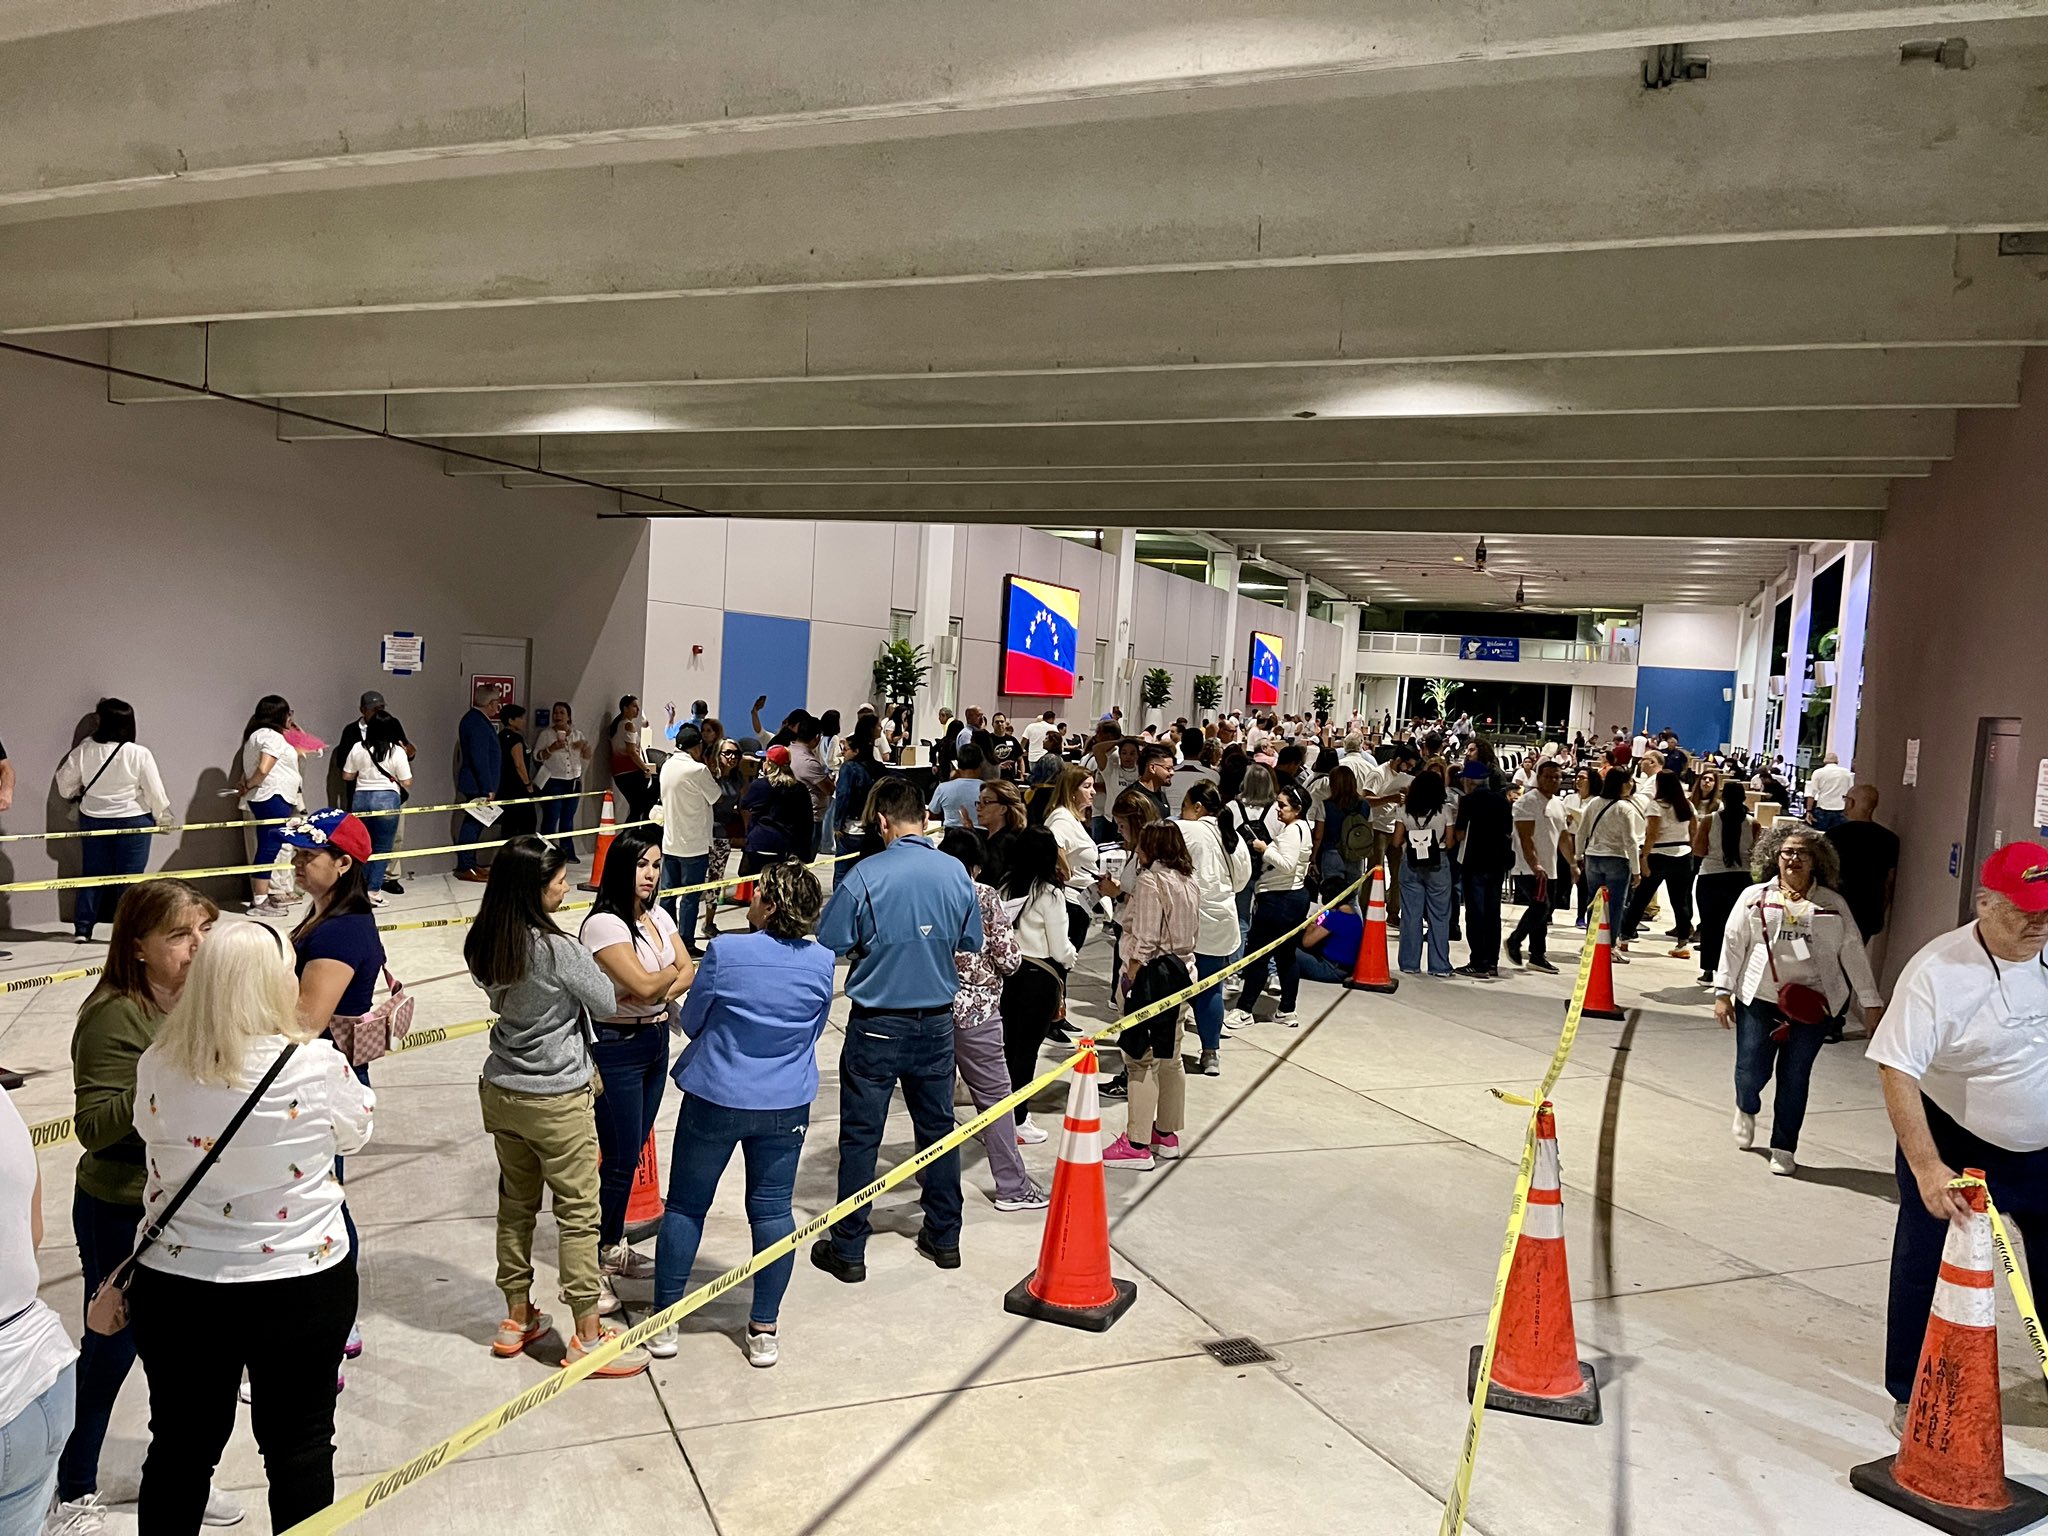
[0,786,615,844]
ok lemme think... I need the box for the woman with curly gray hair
[1711,820,1884,1176]
[645,858,834,1368]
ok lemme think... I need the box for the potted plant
[1141,667,1174,729]
[1422,676,1459,719]
[1192,674,1222,713]
[1312,684,1335,716]
[872,638,930,713]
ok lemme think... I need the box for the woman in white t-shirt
[56,696,174,943]
[340,713,413,905]
[1394,767,1460,978]
[578,829,695,1287]
[1228,783,1315,1028]
[129,921,373,1532]
[532,702,593,851]
[237,695,305,916]
[0,1087,79,1535]
[1579,768,1648,953]
[1043,764,1101,954]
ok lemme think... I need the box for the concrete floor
[8,881,2048,1535]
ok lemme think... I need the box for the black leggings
[131,1255,357,1536]
[1000,963,1065,1124]
[1693,870,1752,977]
[1624,851,1695,941]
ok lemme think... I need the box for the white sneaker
[745,1328,780,1369]
[993,1183,1051,1212]
[1273,1010,1300,1028]
[1014,1120,1049,1145]
[1890,1400,1910,1439]
[1769,1149,1796,1176]
[202,1485,245,1526]
[1733,1111,1756,1150]
[237,1373,252,1404]
[1223,1009,1256,1031]
[367,891,386,907]
[644,1326,679,1360]
[41,1493,109,1535]
[600,1242,656,1280]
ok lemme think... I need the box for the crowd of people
[12,678,2020,1535]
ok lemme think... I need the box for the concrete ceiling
[4,2,2046,607]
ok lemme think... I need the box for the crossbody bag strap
[127,1043,299,1264]
[68,743,123,805]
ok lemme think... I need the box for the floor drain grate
[1203,1336,1276,1367]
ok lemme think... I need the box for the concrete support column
[1745,588,1777,758]
[1105,526,1140,724]
[912,523,956,751]
[1210,548,1240,711]
[1286,578,1309,714]
[1568,684,1597,740]
[1827,539,1873,773]
[1777,551,1815,767]
[1730,598,1761,752]
[1329,602,1362,719]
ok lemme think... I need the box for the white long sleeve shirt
[1178,814,1253,956]
[57,740,172,822]
[1255,819,1313,893]
[1004,884,1077,968]
[1044,806,1100,905]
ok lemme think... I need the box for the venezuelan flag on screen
[1001,575,1081,698]
[1248,631,1284,708]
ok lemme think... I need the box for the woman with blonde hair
[128,921,372,1534]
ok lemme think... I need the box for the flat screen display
[1000,574,1081,698]
[1248,630,1284,708]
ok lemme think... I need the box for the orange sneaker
[562,1324,650,1378]
[492,1309,552,1358]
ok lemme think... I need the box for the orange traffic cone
[579,792,616,893]
[623,1129,664,1240]
[1003,1040,1139,1332]
[1580,894,1626,1021]
[1469,1102,1602,1425]
[1345,865,1399,995]
[732,879,754,905]
[1852,1171,2048,1534]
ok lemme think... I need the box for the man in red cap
[1867,841,2048,1435]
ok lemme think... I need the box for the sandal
[562,1324,650,1378]
[492,1308,553,1358]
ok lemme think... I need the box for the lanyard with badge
[1975,928,2048,1032]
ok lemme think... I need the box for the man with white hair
[1867,842,2048,1435]
[1804,751,1854,831]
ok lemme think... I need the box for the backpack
[1338,806,1375,864]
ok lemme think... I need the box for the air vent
[1203,1336,1276,1367]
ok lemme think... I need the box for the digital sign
[1000,575,1081,698]
[1248,631,1284,708]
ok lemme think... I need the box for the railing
[1358,631,1638,666]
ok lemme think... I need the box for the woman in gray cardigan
[464,836,651,1379]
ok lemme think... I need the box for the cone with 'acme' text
[1004,1040,1138,1332]
[1468,1101,1602,1425]
[1345,864,1399,995]
[623,1129,664,1240]
[1852,1171,2048,1535]
[1580,894,1627,1022]
[579,791,616,893]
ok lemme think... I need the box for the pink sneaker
[1151,1131,1181,1161]
[1101,1133,1155,1171]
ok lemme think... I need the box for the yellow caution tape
[2,963,103,996]
[0,787,615,844]
[1949,1175,2048,1385]
[277,871,1370,1536]
[1438,889,1604,1536]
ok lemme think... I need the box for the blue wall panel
[1634,665,1736,754]
[720,611,812,738]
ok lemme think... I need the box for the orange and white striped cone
[1852,1171,2048,1533]
[623,1129,665,1241]
[1469,1102,1602,1425]
[1345,864,1399,995]
[578,791,616,892]
[1003,1040,1139,1332]
[1581,894,1627,1021]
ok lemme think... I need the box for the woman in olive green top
[51,878,218,1521]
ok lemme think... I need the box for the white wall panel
[811,520,899,628]
[809,619,890,720]
[724,520,817,619]
[891,524,919,612]
[647,518,726,610]
[963,523,1023,642]
[644,598,727,722]
[1638,603,1743,670]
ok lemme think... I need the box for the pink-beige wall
[0,346,646,928]
[1856,350,2048,981]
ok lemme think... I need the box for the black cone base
[1467,1345,1603,1426]
[1004,1274,1138,1333]
[1582,1005,1627,1021]
[1850,1456,2048,1535]
[1345,978,1399,995]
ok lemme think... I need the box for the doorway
[1960,717,2027,924]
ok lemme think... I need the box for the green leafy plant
[1192,674,1222,711]
[872,638,930,710]
[1422,677,1459,717]
[1312,684,1336,714]
[1141,667,1174,711]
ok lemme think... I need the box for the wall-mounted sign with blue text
[381,631,425,675]
[1459,636,1520,663]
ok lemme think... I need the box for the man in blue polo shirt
[812,778,984,1280]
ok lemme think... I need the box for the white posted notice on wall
[381,631,425,675]
[2034,758,2048,835]
[1903,738,1920,787]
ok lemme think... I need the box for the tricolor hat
[1981,841,2048,913]
[280,807,373,864]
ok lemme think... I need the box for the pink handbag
[326,968,415,1066]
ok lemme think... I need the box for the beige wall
[0,347,645,927]
[1857,352,2048,982]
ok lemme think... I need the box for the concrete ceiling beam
[7,30,2047,330]
[376,350,2020,437]
[9,2,2042,217]
[433,411,1957,474]
[131,237,2048,397]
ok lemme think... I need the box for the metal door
[1960,717,2026,923]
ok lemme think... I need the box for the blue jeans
[1584,856,1633,937]
[1191,950,1234,1051]
[1732,998,1827,1154]
[351,789,399,893]
[0,1362,74,1536]
[661,853,710,952]
[591,1024,670,1245]
[1295,946,1351,985]
[539,778,582,849]
[74,812,154,938]
[56,1190,141,1501]
[248,794,295,877]
[1397,858,1454,975]
[829,1006,962,1260]
[653,1096,808,1326]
